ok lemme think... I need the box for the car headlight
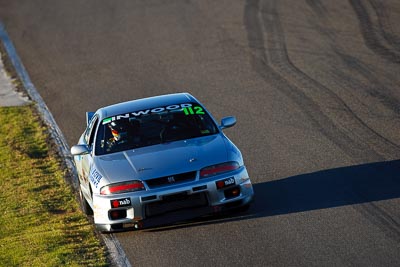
[100,180,145,195]
[200,161,240,178]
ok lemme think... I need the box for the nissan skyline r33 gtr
[70,93,254,231]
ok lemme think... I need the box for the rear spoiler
[86,112,95,126]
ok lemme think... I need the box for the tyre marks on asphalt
[304,0,400,152]
[243,0,400,163]
[349,0,400,63]
[355,199,400,243]
[244,0,400,242]
[244,0,363,163]
[368,0,400,50]
[307,0,400,245]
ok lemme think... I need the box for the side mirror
[70,145,90,156]
[220,116,237,129]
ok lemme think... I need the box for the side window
[84,116,99,147]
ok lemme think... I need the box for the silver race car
[71,93,254,231]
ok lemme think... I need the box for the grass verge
[0,105,108,266]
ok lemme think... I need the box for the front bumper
[92,167,254,231]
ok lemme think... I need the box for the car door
[80,115,99,201]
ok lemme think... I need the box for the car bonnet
[94,134,229,184]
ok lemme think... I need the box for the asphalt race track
[1,0,400,266]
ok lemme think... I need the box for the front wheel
[79,186,93,215]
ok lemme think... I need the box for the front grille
[145,192,208,217]
[145,171,196,188]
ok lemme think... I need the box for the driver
[106,121,129,150]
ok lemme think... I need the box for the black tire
[79,186,93,215]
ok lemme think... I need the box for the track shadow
[252,160,400,217]
[141,160,400,232]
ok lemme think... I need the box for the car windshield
[95,103,219,155]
